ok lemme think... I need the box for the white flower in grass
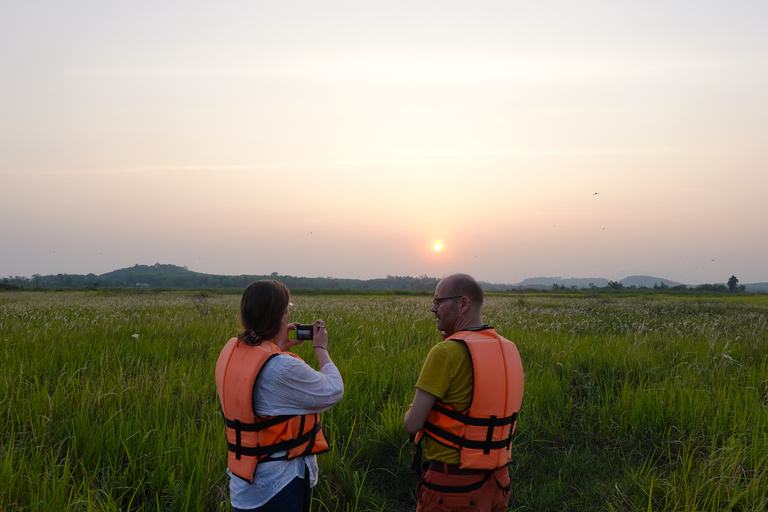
[131,334,139,340]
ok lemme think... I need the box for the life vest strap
[483,415,496,454]
[260,414,318,462]
[304,415,316,454]
[423,422,514,452]
[432,403,517,427]
[411,435,424,475]
[298,414,306,437]
[234,419,242,460]
[506,415,516,450]
[227,420,324,458]
[224,414,296,432]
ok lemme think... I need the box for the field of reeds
[1,290,766,511]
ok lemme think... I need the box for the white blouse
[228,354,344,510]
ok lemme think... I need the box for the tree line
[0,265,754,294]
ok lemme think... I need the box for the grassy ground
[0,290,766,511]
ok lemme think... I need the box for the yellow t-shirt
[415,339,474,465]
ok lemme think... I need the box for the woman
[215,280,344,512]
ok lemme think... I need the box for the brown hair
[237,280,291,345]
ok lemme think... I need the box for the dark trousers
[233,467,312,512]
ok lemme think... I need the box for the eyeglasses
[432,295,464,307]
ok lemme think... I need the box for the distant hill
[515,275,690,290]
[2,264,766,293]
[620,275,684,288]
[513,277,610,290]
[100,263,197,285]
[4,264,439,291]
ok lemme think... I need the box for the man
[404,273,524,512]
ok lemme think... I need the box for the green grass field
[1,290,766,511]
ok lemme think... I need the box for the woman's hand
[312,321,327,349]
[312,321,333,369]
[278,322,304,352]
[278,321,332,368]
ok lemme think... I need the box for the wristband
[313,346,329,353]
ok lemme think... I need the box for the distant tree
[607,280,624,290]
[727,275,739,292]
[1,279,21,291]
[695,283,728,292]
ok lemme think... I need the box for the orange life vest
[415,328,524,470]
[215,337,329,483]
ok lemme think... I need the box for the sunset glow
[1,1,766,285]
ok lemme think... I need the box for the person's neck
[454,316,484,333]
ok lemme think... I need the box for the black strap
[224,414,295,432]
[506,412,517,449]
[431,404,517,427]
[227,421,323,458]
[298,414,306,436]
[234,419,242,460]
[484,415,497,455]
[419,470,493,493]
[423,422,513,452]
[303,414,318,455]
[410,434,423,475]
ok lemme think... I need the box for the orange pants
[416,466,510,512]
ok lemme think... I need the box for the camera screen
[296,325,313,340]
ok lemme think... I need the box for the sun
[433,243,442,251]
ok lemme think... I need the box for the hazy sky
[2,1,767,285]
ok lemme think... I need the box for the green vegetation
[1,291,766,511]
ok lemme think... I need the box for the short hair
[446,273,484,308]
[237,280,291,345]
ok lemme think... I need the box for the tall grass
[0,291,766,511]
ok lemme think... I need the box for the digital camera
[295,324,314,340]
